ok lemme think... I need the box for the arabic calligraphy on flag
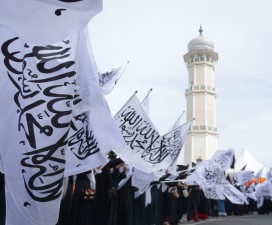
[114,94,173,172]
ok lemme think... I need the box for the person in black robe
[186,185,200,222]
[92,154,125,225]
[92,167,110,225]
[175,168,189,222]
[107,162,127,225]
[197,189,209,220]
[117,177,135,225]
[162,186,179,225]
[209,199,218,217]
[232,186,244,216]
[0,172,5,225]
[146,184,164,225]
[258,197,271,215]
[70,171,96,225]
[56,176,75,225]
[134,192,147,225]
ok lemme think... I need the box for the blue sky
[89,0,272,166]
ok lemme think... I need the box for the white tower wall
[183,27,218,165]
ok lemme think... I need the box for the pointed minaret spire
[199,24,203,36]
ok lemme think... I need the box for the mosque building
[183,26,218,165]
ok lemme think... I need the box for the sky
[88,0,272,167]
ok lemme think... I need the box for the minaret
[183,26,218,165]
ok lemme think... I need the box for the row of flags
[183,148,272,207]
[0,1,192,224]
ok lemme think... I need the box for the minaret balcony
[185,85,215,95]
[190,125,218,134]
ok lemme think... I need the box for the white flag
[168,111,185,132]
[64,28,126,176]
[219,184,248,205]
[211,149,235,171]
[255,180,272,198]
[201,182,225,200]
[114,94,172,172]
[0,0,103,45]
[99,61,129,95]
[162,120,192,166]
[141,89,152,115]
[266,167,272,181]
[0,25,125,225]
[255,167,264,183]
[234,170,255,186]
[257,196,264,208]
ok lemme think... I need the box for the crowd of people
[0,156,271,225]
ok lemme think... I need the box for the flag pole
[141,88,153,103]
[113,90,138,117]
[114,60,129,85]
[107,61,130,93]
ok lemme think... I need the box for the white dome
[187,27,214,51]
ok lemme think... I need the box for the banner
[114,94,172,172]
[255,180,272,198]
[162,120,192,167]
[0,0,103,45]
[64,28,126,176]
[99,61,129,95]
[219,184,248,205]
[211,148,235,170]
[0,25,125,224]
[197,160,222,184]
[201,182,225,200]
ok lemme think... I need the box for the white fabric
[64,28,126,176]
[132,168,160,198]
[211,148,235,171]
[141,91,150,115]
[162,121,193,168]
[255,167,264,181]
[244,192,257,201]
[219,184,248,205]
[234,170,255,186]
[161,183,168,192]
[145,186,152,206]
[184,173,206,186]
[185,150,248,203]
[87,171,96,190]
[257,196,264,208]
[0,24,125,225]
[118,164,134,190]
[201,182,225,200]
[266,167,272,181]
[62,177,69,199]
[255,180,272,208]
[0,25,70,225]
[0,0,102,45]
[99,61,128,95]
[255,180,272,198]
[114,94,173,172]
